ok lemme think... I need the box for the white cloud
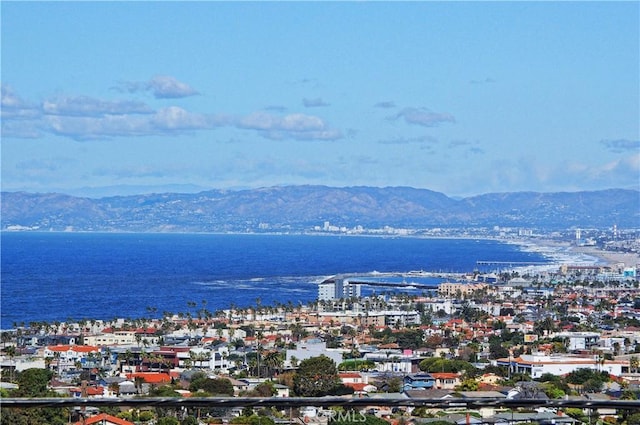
[392,107,456,127]
[1,84,40,119]
[237,112,342,141]
[42,96,153,116]
[1,86,341,142]
[151,106,227,131]
[43,107,228,140]
[116,75,199,99]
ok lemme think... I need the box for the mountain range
[1,186,638,232]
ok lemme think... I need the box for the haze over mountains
[1,186,638,232]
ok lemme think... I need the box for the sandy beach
[570,245,640,268]
[509,238,639,271]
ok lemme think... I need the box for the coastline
[513,237,639,269]
[570,245,640,268]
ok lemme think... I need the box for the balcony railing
[2,396,640,410]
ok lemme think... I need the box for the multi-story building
[438,282,487,298]
[318,278,362,300]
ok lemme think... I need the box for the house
[227,377,250,395]
[492,412,576,425]
[285,340,343,367]
[419,414,483,425]
[125,372,171,385]
[403,373,435,391]
[73,413,134,425]
[339,372,377,393]
[478,373,502,385]
[44,345,101,373]
[44,345,100,362]
[340,372,365,385]
[456,390,507,418]
[70,385,105,398]
[273,383,290,397]
[496,353,627,379]
[430,372,461,390]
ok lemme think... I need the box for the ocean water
[0,232,549,329]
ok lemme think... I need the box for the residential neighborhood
[2,256,640,425]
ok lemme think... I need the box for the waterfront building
[318,277,362,300]
[316,309,420,328]
[438,282,488,298]
[84,330,139,346]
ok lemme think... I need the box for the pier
[347,280,440,290]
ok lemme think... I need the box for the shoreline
[512,238,639,269]
[570,245,640,268]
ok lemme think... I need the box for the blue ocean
[0,232,548,329]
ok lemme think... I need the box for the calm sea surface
[0,232,548,329]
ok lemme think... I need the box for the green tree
[488,341,509,359]
[394,328,425,350]
[419,358,476,375]
[181,417,199,425]
[293,355,340,396]
[13,368,55,397]
[190,377,234,396]
[630,355,639,373]
[534,317,557,336]
[628,413,640,425]
[456,378,479,391]
[566,368,609,386]
[149,385,182,397]
[262,350,283,378]
[2,368,69,425]
[540,382,566,399]
[248,382,276,397]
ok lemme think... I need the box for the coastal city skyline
[2,2,639,198]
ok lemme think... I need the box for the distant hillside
[1,186,638,232]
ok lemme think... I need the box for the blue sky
[2,1,638,198]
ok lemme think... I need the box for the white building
[285,340,344,367]
[318,278,362,300]
[552,332,600,351]
[496,353,627,379]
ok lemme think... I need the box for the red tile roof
[344,382,369,392]
[431,372,460,379]
[339,372,362,379]
[126,372,171,384]
[47,345,99,353]
[74,413,134,425]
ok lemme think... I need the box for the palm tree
[4,345,17,382]
[629,356,639,374]
[263,350,283,377]
[52,351,61,378]
[121,349,133,372]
